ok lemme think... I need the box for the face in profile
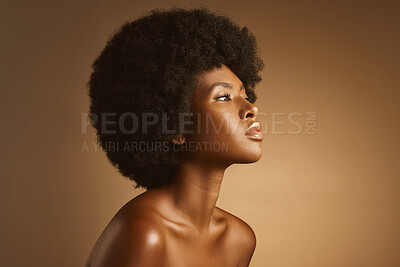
[181,64,263,165]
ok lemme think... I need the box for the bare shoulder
[215,207,256,265]
[215,206,256,245]
[85,195,166,267]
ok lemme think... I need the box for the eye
[216,93,232,102]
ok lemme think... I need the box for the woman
[86,7,264,267]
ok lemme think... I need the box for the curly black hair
[87,7,264,190]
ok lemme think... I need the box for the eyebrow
[207,82,245,93]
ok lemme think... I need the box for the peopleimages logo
[81,111,317,135]
[80,111,317,152]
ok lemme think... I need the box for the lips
[245,121,263,141]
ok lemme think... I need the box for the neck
[164,156,229,234]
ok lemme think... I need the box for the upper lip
[245,121,261,135]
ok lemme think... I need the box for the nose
[239,100,259,120]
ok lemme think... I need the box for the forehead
[195,64,243,94]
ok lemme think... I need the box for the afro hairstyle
[87,7,264,190]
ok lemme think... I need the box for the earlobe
[171,134,186,145]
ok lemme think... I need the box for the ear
[171,134,186,145]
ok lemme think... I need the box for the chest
[163,242,236,267]
[162,230,239,267]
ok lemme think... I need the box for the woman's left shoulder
[215,207,256,249]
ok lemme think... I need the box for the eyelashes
[216,93,232,102]
[216,93,250,102]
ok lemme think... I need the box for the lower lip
[245,130,264,141]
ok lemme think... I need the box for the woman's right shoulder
[85,193,166,267]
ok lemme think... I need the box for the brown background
[1,0,399,266]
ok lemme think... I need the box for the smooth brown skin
[86,64,263,267]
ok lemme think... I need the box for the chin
[209,139,263,164]
[246,151,263,163]
[244,142,263,162]
[231,148,263,164]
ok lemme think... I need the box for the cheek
[186,109,262,163]
[220,111,241,136]
[193,110,239,139]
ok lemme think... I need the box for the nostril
[246,112,254,118]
